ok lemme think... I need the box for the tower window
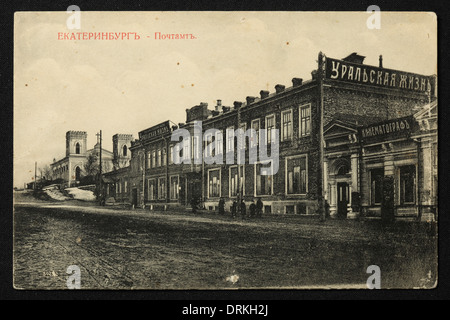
[123,145,128,157]
[75,143,81,154]
[75,166,81,180]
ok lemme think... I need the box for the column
[351,153,359,192]
[323,159,329,202]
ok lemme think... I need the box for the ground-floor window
[148,179,156,200]
[255,163,273,196]
[170,176,179,200]
[286,156,307,194]
[370,168,384,205]
[158,177,166,200]
[229,166,245,197]
[208,169,221,198]
[399,165,415,205]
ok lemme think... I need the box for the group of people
[218,197,263,219]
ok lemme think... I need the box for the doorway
[132,188,138,207]
[337,182,349,219]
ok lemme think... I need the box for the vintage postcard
[13,11,437,290]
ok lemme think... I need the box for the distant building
[51,131,133,187]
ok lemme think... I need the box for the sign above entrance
[325,57,436,96]
[358,116,415,144]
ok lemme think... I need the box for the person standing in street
[240,200,246,220]
[256,198,263,218]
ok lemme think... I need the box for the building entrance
[337,182,349,219]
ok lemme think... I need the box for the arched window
[337,165,349,176]
[75,143,81,154]
[123,145,128,157]
[75,167,81,181]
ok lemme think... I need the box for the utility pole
[97,130,103,204]
[318,52,326,221]
[235,101,242,215]
[34,161,37,190]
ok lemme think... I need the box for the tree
[39,165,52,181]
[84,153,99,177]
[112,157,130,171]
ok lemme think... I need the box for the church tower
[66,131,87,156]
[112,133,134,169]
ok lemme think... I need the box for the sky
[13,11,437,188]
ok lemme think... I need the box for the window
[256,163,273,195]
[337,165,349,176]
[300,104,311,137]
[162,148,167,166]
[282,110,293,141]
[152,150,156,168]
[226,126,235,153]
[238,123,247,151]
[183,138,190,161]
[192,136,200,161]
[400,165,415,205]
[265,115,276,144]
[286,156,307,194]
[205,133,213,158]
[124,181,128,193]
[147,151,151,168]
[148,179,156,200]
[123,145,127,157]
[216,131,223,155]
[75,166,81,181]
[170,176,179,200]
[251,119,260,147]
[208,169,221,198]
[169,146,174,164]
[229,166,245,197]
[157,149,162,167]
[75,143,81,154]
[370,168,384,205]
[158,177,166,199]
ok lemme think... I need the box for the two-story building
[102,52,437,219]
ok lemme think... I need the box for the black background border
[1,0,449,304]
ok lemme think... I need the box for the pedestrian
[249,201,256,218]
[231,199,237,218]
[190,197,198,214]
[218,197,225,215]
[240,200,246,220]
[256,198,263,218]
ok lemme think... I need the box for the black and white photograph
[12,11,438,291]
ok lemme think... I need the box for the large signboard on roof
[139,121,171,141]
[325,57,436,95]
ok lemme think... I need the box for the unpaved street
[13,191,437,290]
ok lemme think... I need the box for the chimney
[233,101,243,110]
[379,55,383,68]
[246,96,256,105]
[275,84,285,94]
[222,106,231,113]
[292,78,303,87]
[311,70,318,80]
[215,99,222,111]
[260,90,270,99]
